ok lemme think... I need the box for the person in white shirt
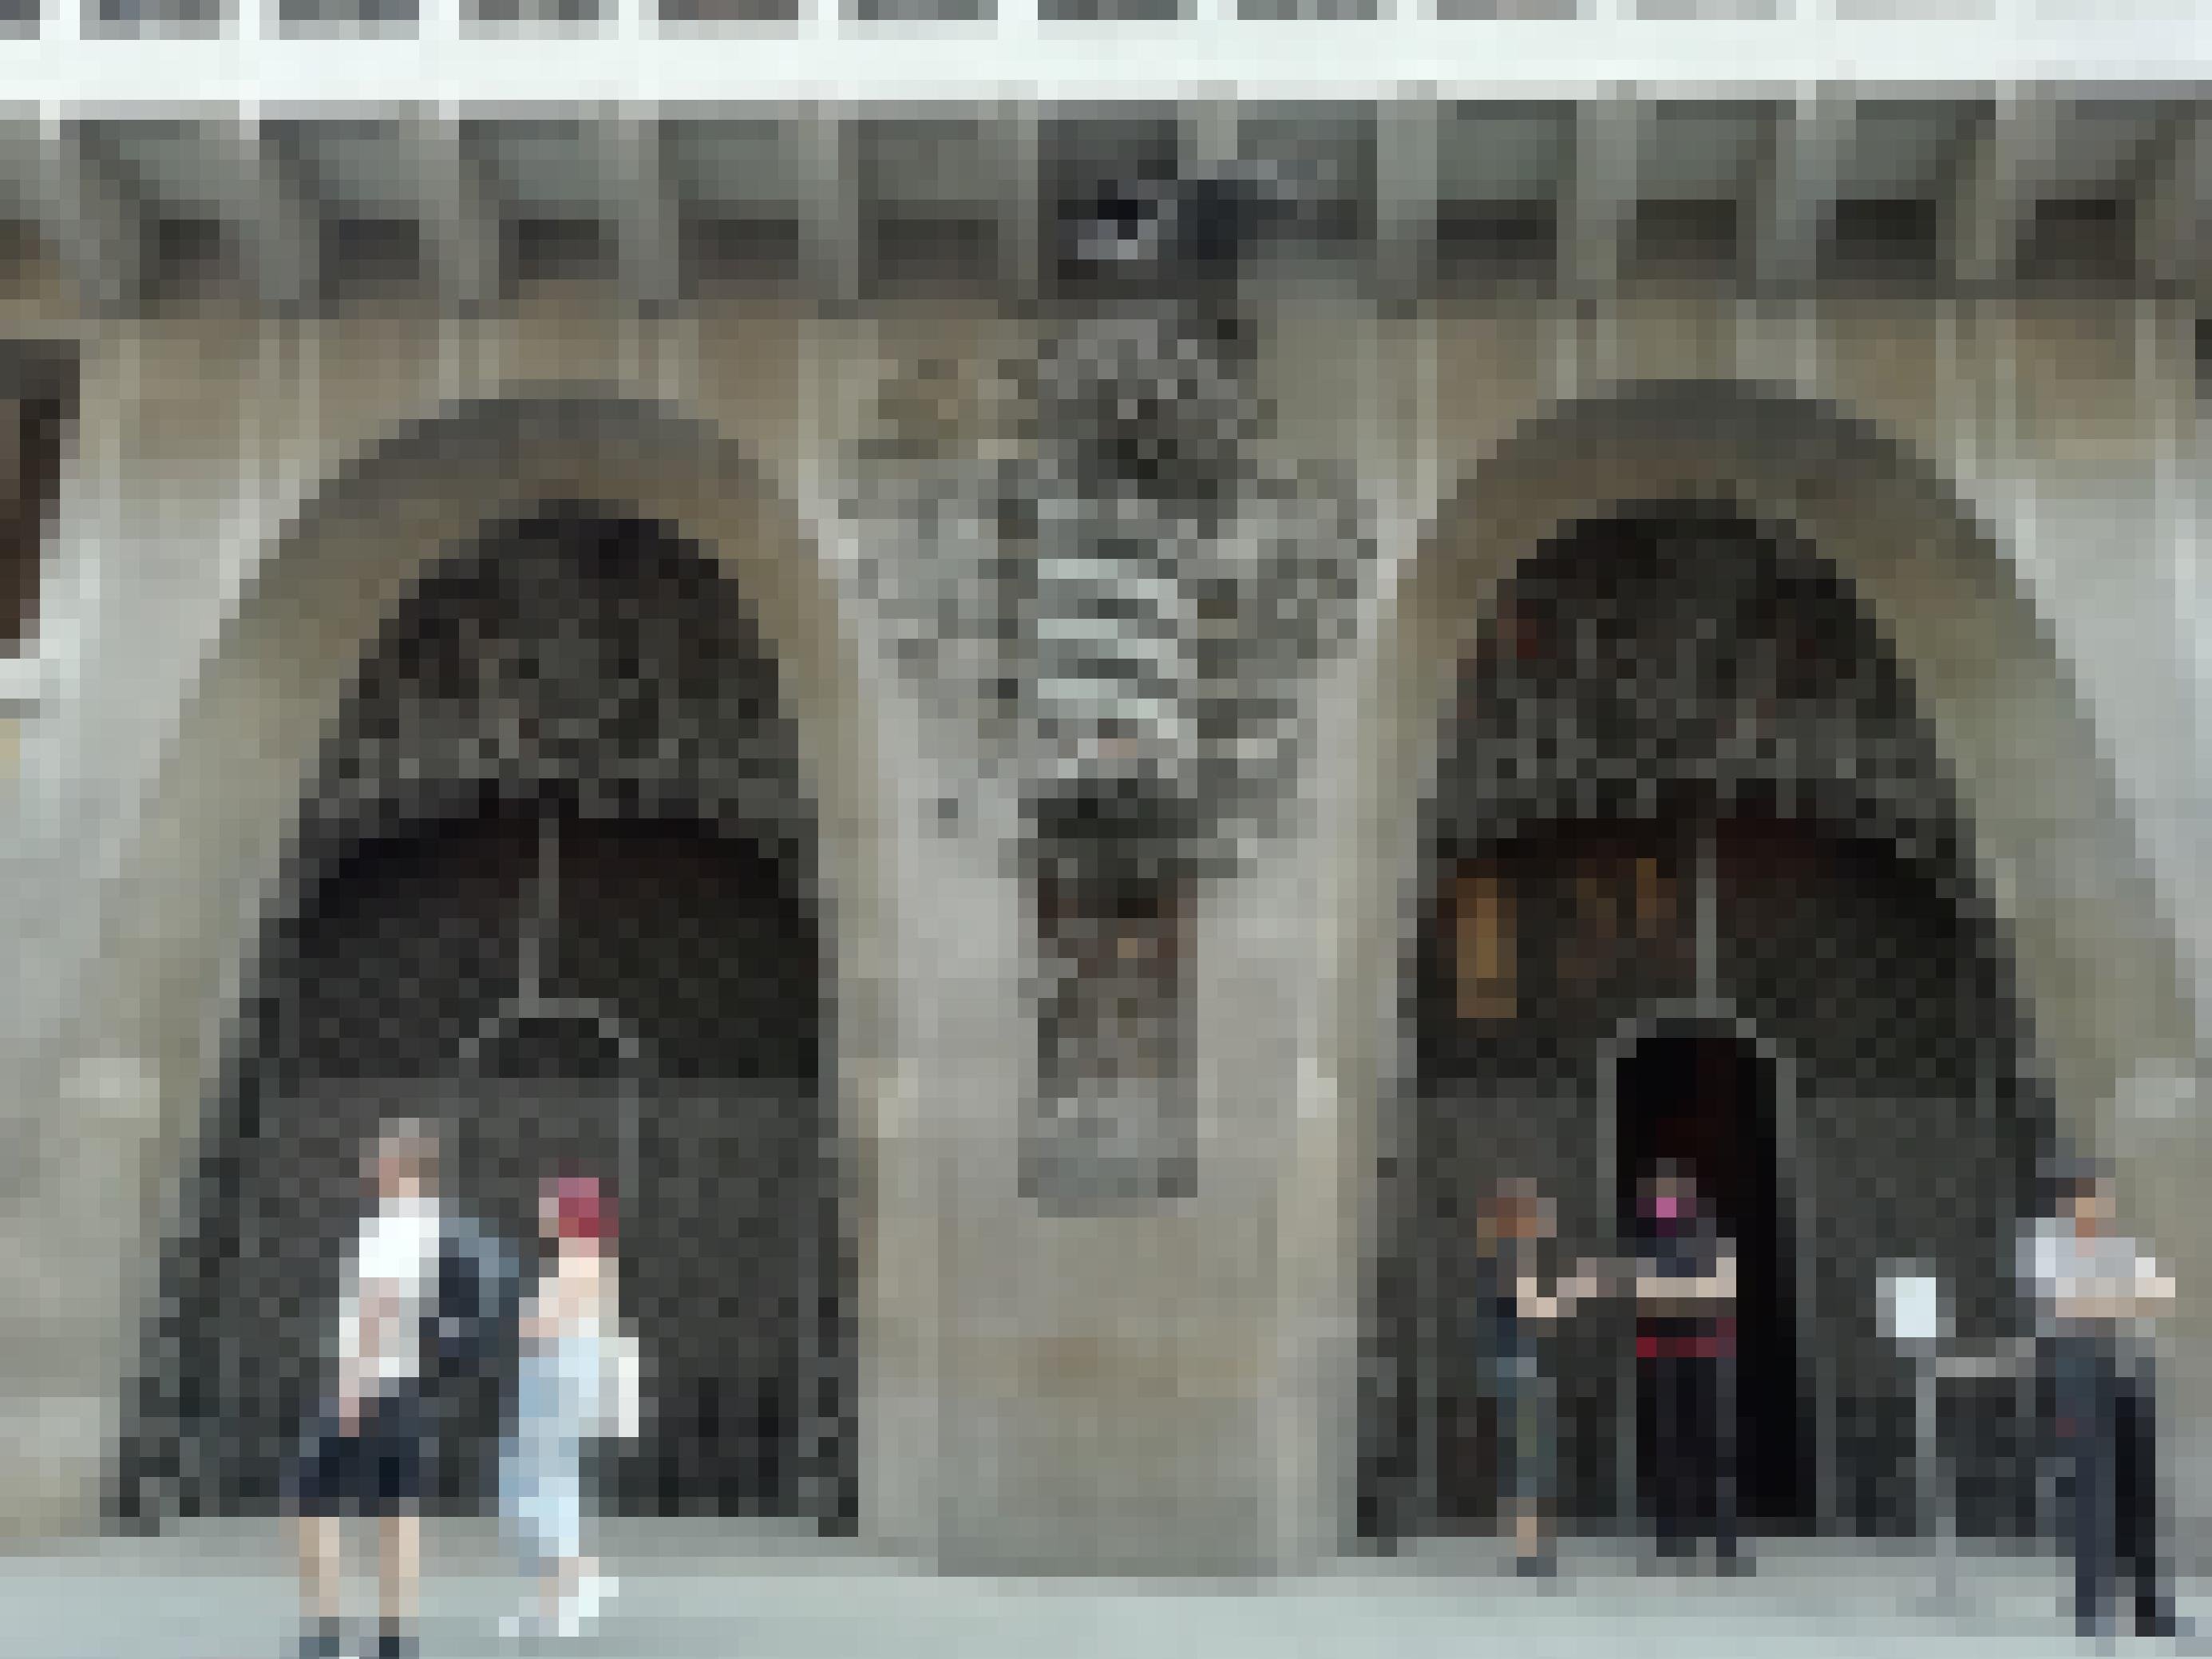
[285,1119,446,1659]
[2020,1156,2181,1641]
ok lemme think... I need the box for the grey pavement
[2,1521,2207,1659]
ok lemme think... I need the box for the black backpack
[421,1212,522,1385]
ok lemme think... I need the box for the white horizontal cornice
[2,19,2206,109]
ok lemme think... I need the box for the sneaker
[1514,1553,1558,1581]
[373,1626,418,1659]
[575,1573,619,1624]
[552,1574,619,1637]
[292,1619,346,1659]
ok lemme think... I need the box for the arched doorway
[117,506,852,1529]
[1612,1022,1806,1532]
[1358,502,2054,1546]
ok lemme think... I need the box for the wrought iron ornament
[844,166,1375,885]
[844,166,1376,1211]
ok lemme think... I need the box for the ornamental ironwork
[842,167,1374,886]
[843,166,1375,1211]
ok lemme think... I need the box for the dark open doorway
[1614,1025,1811,1531]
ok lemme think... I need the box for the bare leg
[297,1514,343,1625]
[1510,1501,1543,1560]
[379,1511,420,1629]
[556,1554,587,1606]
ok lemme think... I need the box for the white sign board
[1882,1271,1945,1348]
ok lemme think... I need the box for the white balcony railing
[2,4,2204,106]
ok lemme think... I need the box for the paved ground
[4,1522,2209,1659]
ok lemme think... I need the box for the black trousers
[2052,1336,2171,1633]
[1639,1352,1739,1559]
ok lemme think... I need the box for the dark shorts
[286,1387,431,1517]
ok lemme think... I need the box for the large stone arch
[1300,378,2208,1558]
[26,391,901,1542]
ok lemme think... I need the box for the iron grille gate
[198,1074,849,1524]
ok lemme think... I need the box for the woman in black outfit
[1630,1163,1746,1573]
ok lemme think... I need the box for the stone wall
[0,258,2202,1573]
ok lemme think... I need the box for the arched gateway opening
[1359,503,2053,1546]
[117,505,853,1528]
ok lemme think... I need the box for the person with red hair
[498,1171,621,1641]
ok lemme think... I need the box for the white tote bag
[599,1328,643,1441]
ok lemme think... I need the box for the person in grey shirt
[2020,1157,2182,1641]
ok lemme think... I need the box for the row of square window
[10,1,1775,28]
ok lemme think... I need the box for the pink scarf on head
[549,1173,612,1245]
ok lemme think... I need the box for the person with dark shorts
[1632,1162,1745,1574]
[287,1119,446,1659]
[290,1384,429,1528]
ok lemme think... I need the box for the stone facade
[0,258,2203,1577]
